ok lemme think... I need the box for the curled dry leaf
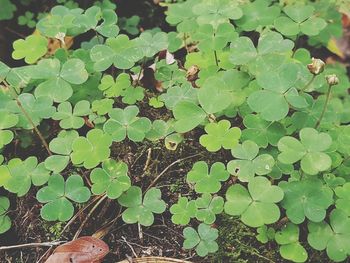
[45,236,109,263]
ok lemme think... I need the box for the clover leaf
[193,0,242,27]
[118,186,166,226]
[227,140,275,182]
[224,176,284,227]
[12,35,48,64]
[45,130,78,173]
[241,114,286,148]
[159,83,198,110]
[0,196,11,234]
[136,31,168,58]
[90,34,143,71]
[195,193,224,224]
[229,31,294,67]
[120,85,144,105]
[274,5,327,36]
[187,161,229,194]
[334,182,350,216]
[277,128,332,175]
[90,159,131,199]
[18,11,36,28]
[170,196,197,225]
[37,174,91,221]
[92,98,113,115]
[199,120,241,152]
[279,179,333,224]
[183,223,219,257]
[71,129,112,169]
[0,0,16,21]
[166,0,197,33]
[0,111,18,148]
[308,209,350,262]
[8,93,55,129]
[98,74,123,98]
[275,223,308,263]
[53,100,91,129]
[119,15,140,35]
[31,58,89,102]
[4,156,51,197]
[103,106,151,142]
[235,0,280,31]
[192,23,237,52]
[256,225,275,244]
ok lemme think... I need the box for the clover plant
[90,159,131,199]
[37,174,91,221]
[0,0,349,261]
[118,186,166,226]
[183,223,219,257]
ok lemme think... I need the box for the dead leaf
[45,236,109,263]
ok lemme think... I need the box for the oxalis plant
[0,0,349,262]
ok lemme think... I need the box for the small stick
[121,236,138,258]
[143,148,152,172]
[138,223,143,242]
[73,194,107,240]
[0,241,65,251]
[145,153,202,192]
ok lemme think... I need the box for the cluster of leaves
[0,0,349,262]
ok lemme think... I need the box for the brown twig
[73,194,108,240]
[145,153,203,192]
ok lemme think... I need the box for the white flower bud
[325,74,339,86]
[307,58,325,75]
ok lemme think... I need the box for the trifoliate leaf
[224,176,284,227]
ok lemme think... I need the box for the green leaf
[53,100,91,129]
[183,223,219,257]
[242,114,286,148]
[193,0,242,27]
[308,209,350,262]
[91,34,143,71]
[280,179,333,224]
[4,157,51,197]
[335,182,350,216]
[198,77,232,114]
[12,35,48,64]
[0,0,16,21]
[37,174,91,221]
[170,196,197,225]
[235,0,280,31]
[278,128,332,175]
[199,120,241,152]
[159,83,198,110]
[71,129,112,169]
[0,196,11,234]
[257,225,275,244]
[118,186,166,226]
[227,140,275,182]
[224,176,284,227]
[103,106,151,142]
[90,159,131,199]
[136,32,168,58]
[192,23,237,52]
[195,193,224,224]
[173,101,206,133]
[275,223,308,263]
[187,161,229,194]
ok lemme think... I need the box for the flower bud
[325,74,339,86]
[307,58,325,75]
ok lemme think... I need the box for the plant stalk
[2,81,52,156]
[301,74,315,92]
[214,50,219,67]
[315,84,332,129]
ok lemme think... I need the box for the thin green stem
[2,81,52,156]
[301,74,316,92]
[315,84,332,129]
[214,50,219,67]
